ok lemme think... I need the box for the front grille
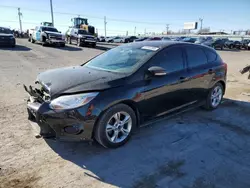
[49,35,62,40]
[0,36,12,42]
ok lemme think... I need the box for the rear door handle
[179,76,189,82]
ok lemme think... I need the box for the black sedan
[224,40,241,49]
[202,39,225,50]
[134,37,148,42]
[24,41,227,148]
[124,36,138,43]
[0,27,16,47]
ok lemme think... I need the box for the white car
[112,36,125,43]
[248,42,250,50]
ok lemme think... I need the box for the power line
[0,5,183,26]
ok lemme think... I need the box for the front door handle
[208,69,214,74]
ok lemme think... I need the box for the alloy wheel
[211,86,223,108]
[105,111,132,143]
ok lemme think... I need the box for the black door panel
[140,46,194,119]
[184,45,213,101]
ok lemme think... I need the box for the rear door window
[185,46,207,68]
[155,47,184,73]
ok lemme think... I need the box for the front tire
[94,104,136,148]
[203,83,224,110]
[77,38,81,47]
[31,37,35,43]
[67,36,72,44]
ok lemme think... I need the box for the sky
[0,0,249,36]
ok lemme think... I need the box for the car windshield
[78,30,90,35]
[197,37,205,41]
[84,45,157,73]
[0,27,11,34]
[41,27,58,32]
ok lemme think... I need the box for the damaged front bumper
[24,84,98,141]
[46,38,65,45]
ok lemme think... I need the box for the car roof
[0,26,10,30]
[40,26,56,29]
[125,41,185,48]
[126,41,218,52]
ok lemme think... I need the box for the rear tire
[92,43,96,48]
[203,82,224,110]
[94,104,136,148]
[31,37,35,43]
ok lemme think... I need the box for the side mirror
[75,32,78,34]
[147,66,167,77]
[59,31,62,33]
[38,30,41,32]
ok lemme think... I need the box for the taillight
[222,62,227,71]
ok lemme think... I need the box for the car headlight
[49,92,98,110]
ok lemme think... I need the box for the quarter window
[204,49,217,63]
[186,47,207,68]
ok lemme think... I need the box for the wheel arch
[216,80,226,94]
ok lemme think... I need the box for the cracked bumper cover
[26,94,99,141]
[46,39,65,44]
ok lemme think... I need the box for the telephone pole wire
[18,8,22,32]
[104,16,107,37]
[50,0,54,26]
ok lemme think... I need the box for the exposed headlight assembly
[49,92,98,110]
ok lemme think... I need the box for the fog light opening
[64,125,80,134]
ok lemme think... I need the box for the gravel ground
[0,39,250,188]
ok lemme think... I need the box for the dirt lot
[0,39,250,188]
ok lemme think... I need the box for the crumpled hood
[36,66,128,98]
[44,31,62,36]
[78,34,95,38]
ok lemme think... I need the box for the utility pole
[50,0,54,26]
[104,16,107,37]
[199,18,203,31]
[134,26,136,36]
[144,28,146,35]
[166,24,169,35]
[17,8,22,32]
